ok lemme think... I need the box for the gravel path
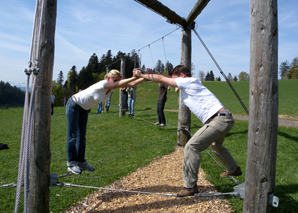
[233,115,298,128]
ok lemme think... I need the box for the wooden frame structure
[29,0,278,212]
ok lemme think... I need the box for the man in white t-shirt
[133,65,242,197]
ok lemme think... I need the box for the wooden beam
[186,0,211,27]
[244,0,278,212]
[134,0,186,27]
[28,0,57,212]
[177,26,192,145]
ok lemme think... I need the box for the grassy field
[0,79,297,212]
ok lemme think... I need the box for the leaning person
[66,70,145,174]
[133,65,242,196]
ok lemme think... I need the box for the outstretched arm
[104,76,138,89]
[133,69,178,87]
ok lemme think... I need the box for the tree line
[52,50,174,107]
[0,81,25,105]
[279,57,298,79]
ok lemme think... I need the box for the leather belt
[206,112,232,123]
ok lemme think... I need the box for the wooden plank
[134,0,186,27]
[186,0,211,27]
[119,57,126,117]
[244,0,278,212]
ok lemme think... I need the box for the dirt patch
[65,146,233,213]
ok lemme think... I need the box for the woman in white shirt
[66,69,144,174]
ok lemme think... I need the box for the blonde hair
[104,69,121,80]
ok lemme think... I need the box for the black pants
[157,98,166,124]
[51,103,54,115]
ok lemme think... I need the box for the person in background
[154,82,171,127]
[66,69,145,175]
[126,86,137,116]
[133,65,242,197]
[51,91,55,115]
[105,92,113,112]
[121,87,128,112]
[97,102,103,114]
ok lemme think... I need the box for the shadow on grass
[278,130,298,142]
[275,184,298,213]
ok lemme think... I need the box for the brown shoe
[177,185,199,197]
[220,166,242,178]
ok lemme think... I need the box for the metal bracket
[233,182,245,199]
[268,193,279,207]
[49,172,58,187]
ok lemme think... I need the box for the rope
[148,45,155,67]
[61,183,177,197]
[106,58,121,67]
[137,27,180,52]
[162,37,168,72]
[14,0,44,212]
[192,28,249,115]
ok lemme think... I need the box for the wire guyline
[137,27,180,52]
[192,28,249,116]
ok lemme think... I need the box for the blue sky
[0,0,297,86]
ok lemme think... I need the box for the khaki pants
[182,114,238,188]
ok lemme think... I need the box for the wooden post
[244,0,278,212]
[177,24,193,146]
[28,0,57,212]
[104,65,110,112]
[119,56,126,117]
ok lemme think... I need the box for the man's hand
[133,69,142,78]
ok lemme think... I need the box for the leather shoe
[220,166,242,178]
[177,185,199,197]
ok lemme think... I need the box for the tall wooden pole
[28,0,57,212]
[177,24,193,146]
[244,0,278,212]
[119,56,126,117]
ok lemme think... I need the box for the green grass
[0,79,298,212]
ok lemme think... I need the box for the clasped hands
[133,68,154,78]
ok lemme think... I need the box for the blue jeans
[97,102,103,114]
[128,97,135,115]
[66,98,89,164]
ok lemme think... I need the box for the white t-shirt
[74,80,113,110]
[175,77,224,124]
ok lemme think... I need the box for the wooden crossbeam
[134,0,186,27]
[186,0,211,27]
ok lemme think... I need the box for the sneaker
[220,166,242,178]
[79,161,95,172]
[67,165,82,175]
[159,123,166,127]
[154,122,160,126]
[177,185,199,197]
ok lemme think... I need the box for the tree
[57,71,64,87]
[227,73,233,81]
[155,59,164,73]
[286,57,298,79]
[67,66,78,93]
[210,70,215,81]
[279,60,290,79]
[238,71,250,81]
[198,70,205,81]
[233,76,238,82]
[205,71,210,81]
[215,77,221,81]
[165,61,173,74]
